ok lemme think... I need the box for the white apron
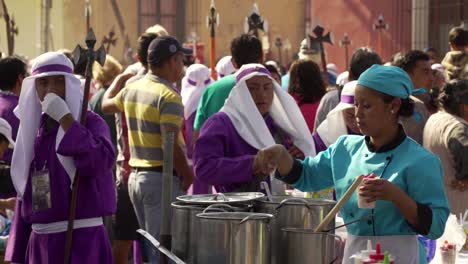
[343,234,419,264]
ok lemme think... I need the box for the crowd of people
[0,22,466,264]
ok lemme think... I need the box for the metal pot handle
[211,193,228,201]
[239,214,271,225]
[275,198,311,212]
[202,204,234,213]
[327,234,343,264]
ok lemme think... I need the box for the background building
[0,0,465,73]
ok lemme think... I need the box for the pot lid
[176,192,265,204]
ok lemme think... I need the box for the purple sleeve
[4,199,31,263]
[193,116,254,186]
[57,111,116,177]
[312,132,328,153]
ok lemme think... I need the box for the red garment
[291,93,320,132]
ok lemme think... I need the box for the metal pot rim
[177,192,265,204]
[171,201,206,210]
[281,227,331,234]
[196,212,273,221]
[256,196,336,205]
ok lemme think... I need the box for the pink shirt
[291,93,321,132]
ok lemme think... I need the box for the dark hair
[439,79,468,115]
[0,134,6,144]
[288,59,326,103]
[230,34,263,67]
[0,56,27,91]
[349,48,382,80]
[264,64,280,79]
[380,94,415,117]
[393,50,430,73]
[137,32,158,66]
[448,27,468,47]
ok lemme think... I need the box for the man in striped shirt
[102,36,193,263]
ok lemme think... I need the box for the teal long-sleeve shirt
[280,134,449,263]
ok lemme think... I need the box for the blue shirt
[283,134,449,263]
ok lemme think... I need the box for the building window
[138,0,185,40]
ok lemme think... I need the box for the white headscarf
[181,64,212,119]
[316,81,357,147]
[220,64,315,156]
[215,56,236,79]
[0,118,15,148]
[336,71,350,86]
[327,63,338,77]
[12,52,83,198]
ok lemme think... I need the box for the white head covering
[327,63,338,77]
[316,80,357,147]
[0,118,15,148]
[336,71,349,86]
[12,52,83,198]
[431,63,445,73]
[181,64,212,119]
[215,56,236,79]
[220,64,315,156]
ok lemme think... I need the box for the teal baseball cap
[357,64,425,99]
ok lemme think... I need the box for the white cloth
[336,71,350,86]
[32,217,103,234]
[215,56,236,78]
[316,81,357,147]
[181,64,212,119]
[327,63,338,77]
[0,117,15,148]
[344,234,419,264]
[12,52,83,198]
[221,64,315,156]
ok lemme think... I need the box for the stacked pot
[171,192,272,264]
[172,192,340,264]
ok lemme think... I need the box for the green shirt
[193,75,236,130]
[89,87,117,148]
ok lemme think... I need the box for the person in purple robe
[193,64,315,194]
[181,64,213,194]
[313,80,361,153]
[0,56,27,199]
[0,117,16,213]
[5,52,116,264]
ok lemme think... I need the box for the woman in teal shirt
[255,65,449,264]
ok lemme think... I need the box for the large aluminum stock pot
[254,196,336,264]
[171,202,251,262]
[194,212,273,264]
[282,228,343,264]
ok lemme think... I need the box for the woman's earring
[391,110,395,114]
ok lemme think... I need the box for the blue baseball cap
[147,36,192,65]
[357,64,425,99]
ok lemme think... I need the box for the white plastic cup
[358,175,376,209]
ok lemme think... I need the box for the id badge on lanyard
[32,162,52,212]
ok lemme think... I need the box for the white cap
[0,118,14,148]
